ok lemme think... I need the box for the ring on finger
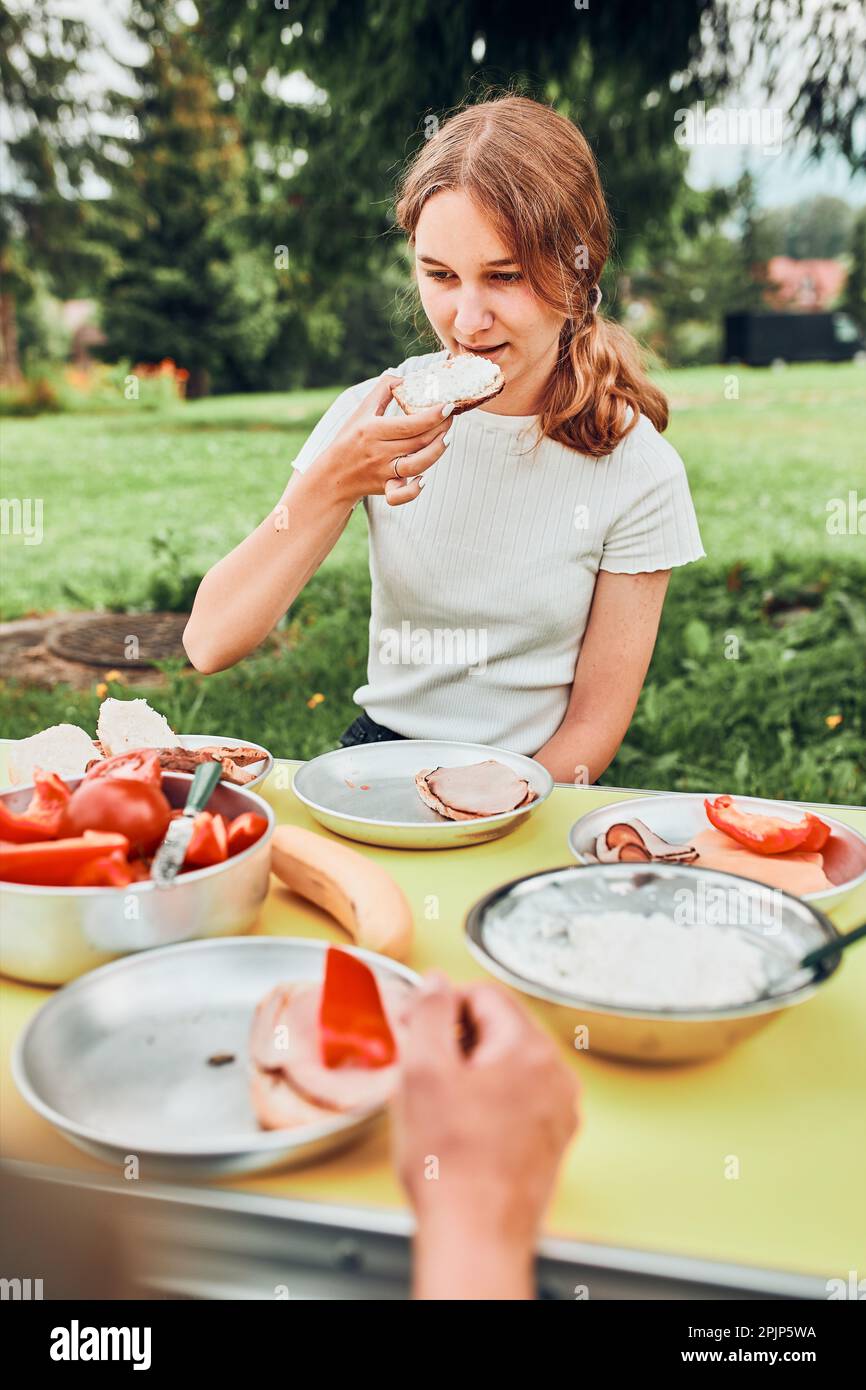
[392,455,407,480]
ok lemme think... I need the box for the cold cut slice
[276,983,404,1112]
[248,976,413,1124]
[595,818,698,864]
[415,760,537,821]
[249,1067,335,1131]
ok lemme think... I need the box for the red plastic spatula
[318,946,397,1069]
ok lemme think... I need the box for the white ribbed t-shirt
[291,348,705,755]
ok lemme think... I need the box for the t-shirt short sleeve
[599,415,706,574]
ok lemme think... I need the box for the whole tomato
[62,777,171,857]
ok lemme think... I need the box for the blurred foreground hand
[392,972,580,1300]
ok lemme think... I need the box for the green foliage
[143,531,206,614]
[753,196,857,261]
[97,16,281,395]
[603,559,865,802]
[628,175,773,366]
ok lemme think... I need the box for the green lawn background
[2,364,864,802]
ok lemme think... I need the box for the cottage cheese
[484,905,773,1010]
[396,353,500,407]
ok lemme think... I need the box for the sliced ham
[249,983,296,1072]
[248,976,413,1128]
[250,1067,334,1131]
[415,760,537,821]
[594,818,698,864]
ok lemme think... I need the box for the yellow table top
[1,753,864,1281]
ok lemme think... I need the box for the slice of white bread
[8,724,101,786]
[96,697,182,757]
[391,353,505,416]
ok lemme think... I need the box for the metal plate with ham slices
[568,793,866,914]
[12,937,421,1177]
[292,741,554,849]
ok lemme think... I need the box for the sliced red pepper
[799,813,831,853]
[183,811,228,868]
[0,768,71,843]
[84,749,163,786]
[71,850,135,888]
[0,831,130,886]
[319,946,397,1070]
[226,812,269,856]
[704,796,829,856]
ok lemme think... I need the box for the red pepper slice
[799,814,831,853]
[226,812,269,856]
[704,796,829,856]
[319,946,397,1069]
[71,850,135,888]
[0,768,71,843]
[0,831,131,886]
[84,749,163,786]
[183,811,229,868]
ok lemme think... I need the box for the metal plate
[12,937,421,1177]
[292,740,554,849]
[568,793,866,914]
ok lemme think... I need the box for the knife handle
[185,759,223,813]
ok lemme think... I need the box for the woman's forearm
[183,453,355,674]
[532,719,619,785]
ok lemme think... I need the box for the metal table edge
[1,1158,829,1301]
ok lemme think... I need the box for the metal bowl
[292,740,554,849]
[0,774,276,986]
[568,793,866,915]
[12,937,421,1177]
[464,862,842,1064]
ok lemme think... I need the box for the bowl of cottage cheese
[464,862,841,1063]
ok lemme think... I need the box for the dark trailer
[724,311,864,365]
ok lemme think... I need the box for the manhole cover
[47,613,191,669]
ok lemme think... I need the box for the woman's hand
[392,972,580,1299]
[316,373,454,508]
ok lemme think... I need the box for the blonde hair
[393,92,668,458]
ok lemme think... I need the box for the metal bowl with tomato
[0,770,276,986]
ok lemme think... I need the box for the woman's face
[413,189,566,414]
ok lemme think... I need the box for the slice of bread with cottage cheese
[391,352,505,416]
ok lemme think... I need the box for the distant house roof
[763,257,847,311]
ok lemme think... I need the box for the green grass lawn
[2,364,864,801]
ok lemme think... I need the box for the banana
[270,825,413,961]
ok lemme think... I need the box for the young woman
[184,95,704,783]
